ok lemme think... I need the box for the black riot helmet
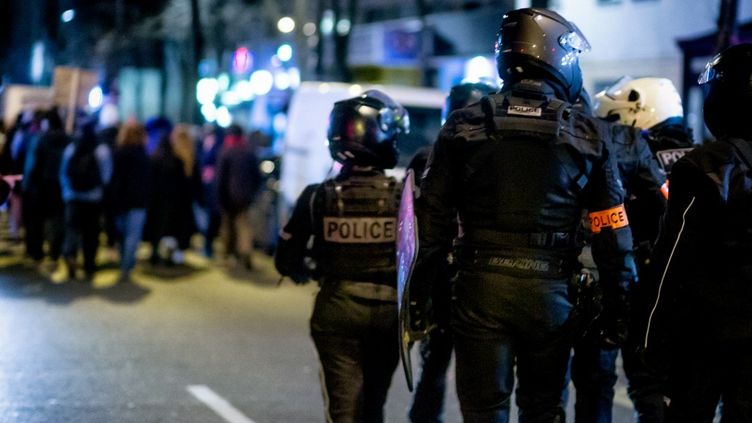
[495,8,590,103]
[442,80,498,123]
[699,43,752,139]
[327,89,409,169]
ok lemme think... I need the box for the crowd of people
[276,6,752,423]
[0,106,264,283]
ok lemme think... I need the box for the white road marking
[187,385,257,423]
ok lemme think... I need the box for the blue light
[277,44,293,62]
[61,9,75,23]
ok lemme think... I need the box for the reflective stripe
[644,196,696,349]
[588,204,629,233]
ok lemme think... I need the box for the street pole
[715,0,738,54]
[190,0,204,123]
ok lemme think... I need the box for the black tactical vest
[456,88,597,251]
[313,172,401,285]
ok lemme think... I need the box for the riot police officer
[412,8,636,422]
[594,77,694,179]
[569,79,689,423]
[644,43,752,422]
[408,80,497,423]
[275,90,409,423]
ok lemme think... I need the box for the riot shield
[397,169,419,391]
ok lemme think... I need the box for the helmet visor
[698,54,722,85]
[559,22,591,53]
[378,105,410,135]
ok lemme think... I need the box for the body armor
[313,172,401,285]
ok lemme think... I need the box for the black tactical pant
[310,281,399,423]
[570,338,619,423]
[452,267,573,423]
[666,339,752,423]
[409,327,454,423]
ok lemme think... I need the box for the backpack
[67,144,101,192]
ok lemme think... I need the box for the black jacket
[414,80,635,315]
[645,138,752,349]
[110,145,152,213]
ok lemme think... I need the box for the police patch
[656,148,693,172]
[507,105,542,117]
[588,204,629,233]
[323,217,397,243]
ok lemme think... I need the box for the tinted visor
[559,22,591,53]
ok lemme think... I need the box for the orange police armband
[660,180,669,200]
[588,204,629,233]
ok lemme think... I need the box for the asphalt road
[0,240,637,423]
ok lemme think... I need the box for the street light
[277,17,296,34]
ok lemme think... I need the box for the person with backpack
[643,43,752,422]
[59,120,113,282]
[21,108,70,269]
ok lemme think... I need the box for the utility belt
[320,278,398,302]
[456,247,574,279]
[462,229,579,249]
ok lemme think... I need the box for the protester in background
[110,120,151,283]
[198,124,224,257]
[144,116,172,156]
[144,118,185,266]
[217,124,261,270]
[60,120,113,282]
[1,111,40,242]
[170,124,201,264]
[97,103,122,262]
[21,108,70,269]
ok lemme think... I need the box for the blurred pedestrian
[145,121,197,265]
[21,108,70,269]
[110,120,151,283]
[198,124,224,257]
[170,124,201,263]
[60,120,113,282]
[1,111,41,242]
[217,124,261,270]
[98,103,122,262]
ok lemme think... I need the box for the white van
[279,81,445,211]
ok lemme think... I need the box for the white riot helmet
[593,77,683,129]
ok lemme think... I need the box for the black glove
[593,295,629,349]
